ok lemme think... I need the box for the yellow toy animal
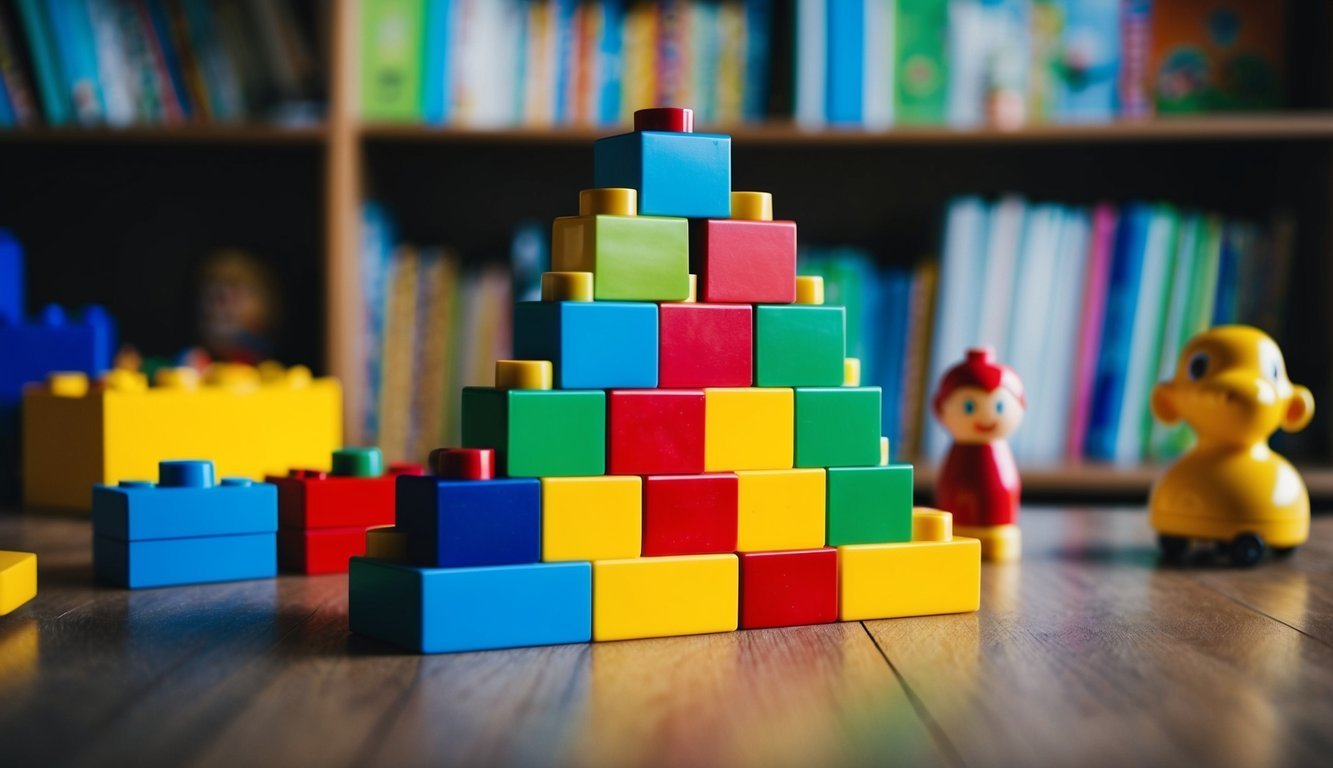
[1149,326,1314,566]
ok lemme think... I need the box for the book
[16,0,70,125]
[862,0,894,130]
[1051,0,1120,122]
[1115,204,1177,462]
[894,0,948,124]
[794,0,826,128]
[1034,206,1091,463]
[46,0,105,124]
[360,0,424,121]
[0,5,39,125]
[825,0,864,125]
[1150,0,1285,114]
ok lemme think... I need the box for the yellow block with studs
[541,271,595,302]
[730,191,773,221]
[542,476,642,562]
[795,275,825,305]
[0,551,37,615]
[843,357,861,386]
[703,387,794,471]
[838,508,980,620]
[593,554,738,641]
[736,468,826,551]
[954,523,1022,562]
[495,360,554,390]
[364,527,408,563]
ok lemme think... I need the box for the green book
[894,0,949,125]
[360,0,425,121]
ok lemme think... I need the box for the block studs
[429,447,496,480]
[540,271,594,302]
[634,106,694,133]
[495,360,554,390]
[158,460,216,489]
[912,508,953,542]
[332,447,385,478]
[795,275,825,305]
[843,357,861,387]
[578,188,637,217]
[730,191,773,222]
[46,371,89,397]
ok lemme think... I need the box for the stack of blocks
[348,107,981,653]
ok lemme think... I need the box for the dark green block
[795,387,882,468]
[461,388,605,477]
[826,465,913,545]
[754,305,845,386]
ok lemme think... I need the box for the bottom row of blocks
[349,535,980,653]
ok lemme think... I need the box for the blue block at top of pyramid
[593,107,731,219]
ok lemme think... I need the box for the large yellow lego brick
[736,468,825,551]
[703,387,794,471]
[838,508,980,620]
[0,551,37,615]
[542,476,642,562]
[593,554,738,641]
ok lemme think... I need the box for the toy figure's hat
[932,347,1026,415]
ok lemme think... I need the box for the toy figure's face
[1152,326,1314,446]
[938,385,1025,444]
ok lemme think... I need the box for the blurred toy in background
[198,250,279,365]
[1149,326,1313,566]
[932,347,1025,562]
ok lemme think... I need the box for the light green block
[461,388,605,477]
[551,214,689,301]
[754,305,845,386]
[795,387,881,468]
[826,465,913,546]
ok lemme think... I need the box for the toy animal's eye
[1187,352,1209,381]
[996,401,1005,414]
[963,399,976,415]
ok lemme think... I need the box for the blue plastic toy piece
[0,303,116,408]
[349,557,592,653]
[395,475,542,568]
[593,131,732,218]
[0,229,20,323]
[513,301,658,389]
[94,532,277,589]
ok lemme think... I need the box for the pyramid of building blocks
[348,107,981,654]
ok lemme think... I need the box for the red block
[430,448,495,480]
[642,473,738,556]
[693,219,797,304]
[658,304,753,388]
[607,389,705,475]
[278,527,368,574]
[269,463,425,530]
[738,548,838,629]
[635,106,693,132]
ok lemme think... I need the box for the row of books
[360,0,772,127]
[797,0,1286,129]
[0,0,322,128]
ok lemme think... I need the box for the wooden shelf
[0,124,328,145]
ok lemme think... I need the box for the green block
[461,388,605,477]
[552,214,690,301]
[754,305,845,386]
[826,465,913,546]
[795,387,882,468]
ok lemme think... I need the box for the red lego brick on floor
[278,527,370,574]
[658,303,753,388]
[642,473,738,556]
[606,389,706,475]
[738,548,839,629]
[693,219,797,304]
[269,464,424,530]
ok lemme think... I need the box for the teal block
[754,305,845,386]
[794,387,882,467]
[593,131,731,218]
[513,301,658,389]
[461,388,605,477]
[826,465,913,545]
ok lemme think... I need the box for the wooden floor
[0,507,1330,768]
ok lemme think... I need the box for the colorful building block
[542,476,642,561]
[826,465,913,546]
[495,359,554,390]
[692,220,797,304]
[94,532,277,589]
[703,387,794,471]
[635,106,695,132]
[753,305,846,387]
[729,191,773,221]
[954,523,1022,562]
[657,303,753,387]
[795,275,825,305]
[592,554,738,641]
[270,454,424,530]
[844,358,861,387]
[641,473,738,556]
[794,387,882,468]
[512,301,658,389]
[594,123,731,218]
[606,389,705,475]
[278,527,369,574]
[838,509,981,620]
[541,271,594,302]
[461,387,605,477]
[0,304,116,409]
[396,475,541,567]
[349,558,592,653]
[551,189,690,301]
[735,468,826,551]
[0,550,37,615]
[738,548,838,629]
[429,448,496,480]
[365,526,408,562]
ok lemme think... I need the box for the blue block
[593,131,731,218]
[513,301,658,389]
[94,532,277,588]
[396,475,541,568]
[349,558,592,653]
[0,303,116,408]
[92,461,278,540]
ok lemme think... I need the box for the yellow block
[542,476,642,562]
[730,191,774,221]
[704,388,794,472]
[955,524,1022,562]
[579,187,637,216]
[0,551,37,616]
[736,469,826,551]
[365,527,408,563]
[593,554,738,641]
[912,507,953,542]
[838,536,980,621]
[495,360,554,390]
[541,271,595,302]
[843,357,861,386]
[795,275,825,305]
[879,436,890,466]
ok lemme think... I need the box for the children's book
[1051,0,1120,122]
[1150,0,1285,113]
[893,0,948,124]
[1115,204,1177,462]
[794,0,826,128]
[360,0,424,121]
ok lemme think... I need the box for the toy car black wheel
[1227,533,1265,567]
[1158,535,1189,561]
[1272,546,1297,559]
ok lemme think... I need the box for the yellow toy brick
[542,476,641,562]
[365,526,409,563]
[736,468,826,551]
[593,554,738,641]
[795,275,825,305]
[879,436,890,466]
[578,187,637,216]
[838,508,980,621]
[955,524,1022,562]
[495,360,554,390]
[540,271,594,302]
[843,357,861,386]
[0,551,37,615]
[703,387,794,472]
[730,191,774,221]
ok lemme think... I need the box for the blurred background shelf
[0,125,328,144]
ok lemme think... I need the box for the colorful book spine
[825,0,863,125]
[1066,203,1115,460]
[360,0,425,121]
[893,0,949,124]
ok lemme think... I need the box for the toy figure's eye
[963,399,976,415]
[996,401,1005,414]
[1187,352,1209,381]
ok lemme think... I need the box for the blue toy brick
[396,475,542,568]
[93,477,278,541]
[349,558,593,653]
[94,532,278,588]
[0,229,20,323]
[513,301,658,389]
[594,131,732,218]
[0,303,116,408]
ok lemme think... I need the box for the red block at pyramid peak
[635,107,693,133]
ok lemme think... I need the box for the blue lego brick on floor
[94,532,278,588]
[593,131,731,218]
[396,475,542,568]
[513,301,658,389]
[349,558,592,653]
[0,304,116,407]
[93,477,278,541]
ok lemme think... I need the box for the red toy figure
[932,347,1025,562]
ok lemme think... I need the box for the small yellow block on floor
[365,526,408,563]
[838,509,979,621]
[736,468,826,551]
[593,554,738,641]
[543,476,641,562]
[955,523,1022,562]
[703,388,794,471]
[0,551,37,615]
[495,359,554,390]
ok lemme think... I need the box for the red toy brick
[635,106,693,132]
[642,473,738,556]
[269,463,425,530]
[658,304,753,388]
[278,527,369,574]
[693,219,797,304]
[429,448,495,480]
[607,389,706,475]
[738,548,838,629]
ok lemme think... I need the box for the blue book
[0,71,13,125]
[44,0,104,124]
[1085,204,1152,460]
[597,0,624,125]
[1052,0,1120,122]
[743,0,772,121]
[421,0,453,124]
[877,269,912,457]
[1213,223,1240,325]
[552,0,575,124]
[361,202,397,443]
[825,0,863,124]
[146,0,191,119]
[16,0,70,124]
